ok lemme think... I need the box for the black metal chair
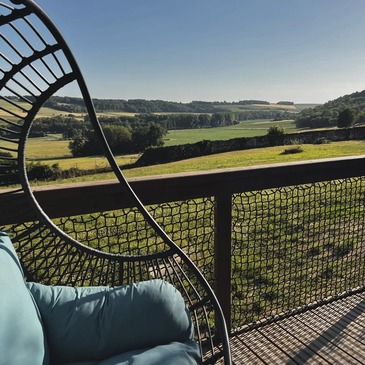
[0,0,231,363]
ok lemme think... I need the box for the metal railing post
[214,192,232,335]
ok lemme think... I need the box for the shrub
[280,146,303,155]
[266,125,285,146]
[0,151,18,185]
[337,108,355,128]
[27,162,61,181]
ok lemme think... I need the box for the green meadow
[1,119,298,159]
[21,140,365,184]
[164,119,297,146]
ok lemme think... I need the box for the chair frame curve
[0,1,232,363]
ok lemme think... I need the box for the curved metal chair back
[0,1,231,363]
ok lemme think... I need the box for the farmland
[1,118,299,159]
[164,119,297,146]
[5,99,363,185]
[18,140,365,184]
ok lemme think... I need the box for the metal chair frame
[0,1,231,363]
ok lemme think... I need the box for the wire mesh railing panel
[231,176,365,331]
[150,197,216,282]
[56,208,167,257]
[2,197,216,285]
[51,197,216,269]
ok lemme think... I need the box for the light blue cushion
[61,362,98,365]
[61,341,200,365]
[28,279,197,364]
[98,341,200,365]
[0,232,49,365]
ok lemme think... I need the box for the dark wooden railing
[2,155,365,335]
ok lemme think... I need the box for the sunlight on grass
[164,119,297,146]
[48,140,365,184]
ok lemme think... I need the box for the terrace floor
[228,292,365,364]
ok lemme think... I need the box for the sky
[35,0,365,104]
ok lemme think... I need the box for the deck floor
[230,292,365,364]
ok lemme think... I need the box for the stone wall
[136,126,365,167]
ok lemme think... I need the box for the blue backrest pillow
[27,279,195,364]
[0,232,49,365]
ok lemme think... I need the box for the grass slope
[35,140,365,184]
[164,119,297,146]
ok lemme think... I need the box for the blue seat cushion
[0,232,49,365]
[61,341,200,365]
[28,279,199,364]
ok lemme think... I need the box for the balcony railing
[2,155,365,336]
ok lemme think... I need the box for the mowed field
[2,119,298,160]
[0,99,137,122]
[8,140,364,184]
[0,100,82,121]
[164,119,297,146]
[52,140,365,183]
[1,134,137,169]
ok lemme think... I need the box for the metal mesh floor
[229,292,365,364]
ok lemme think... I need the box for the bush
[280,146,303,155]
[337,108,355,128]
[27,162,61,181]
[0,151,18,185]
[266,125,285,146]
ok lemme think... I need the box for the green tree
[132,123,166,152]
[69,137,87,157]
[102,125,132,154]
[337,108,355,128]
[266,125,285,146]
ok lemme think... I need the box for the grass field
[164,119,297,146]
[45,155,138,170]
[0,99,137,124]
[122,140,365,178]
[3,130,365,182]
[0,99,83,121]
[219,104,296,113]
[28,140,364,185]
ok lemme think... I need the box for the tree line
[41,96,295,114]
[69,124,165,156]
[295,90,365,129]
[43,96,228,114]
[235,110,295,121]
[19,113,240,157]
[28,112,239,136]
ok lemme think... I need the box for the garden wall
[136,126,365,167]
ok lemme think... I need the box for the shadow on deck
[230,292,365,364]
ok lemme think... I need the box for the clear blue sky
[36,0,365,104]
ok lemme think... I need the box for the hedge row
[136,126,365,167]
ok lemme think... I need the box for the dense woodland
[42,96,294,116]
[295,90,365,128]
[43,96,228,114]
